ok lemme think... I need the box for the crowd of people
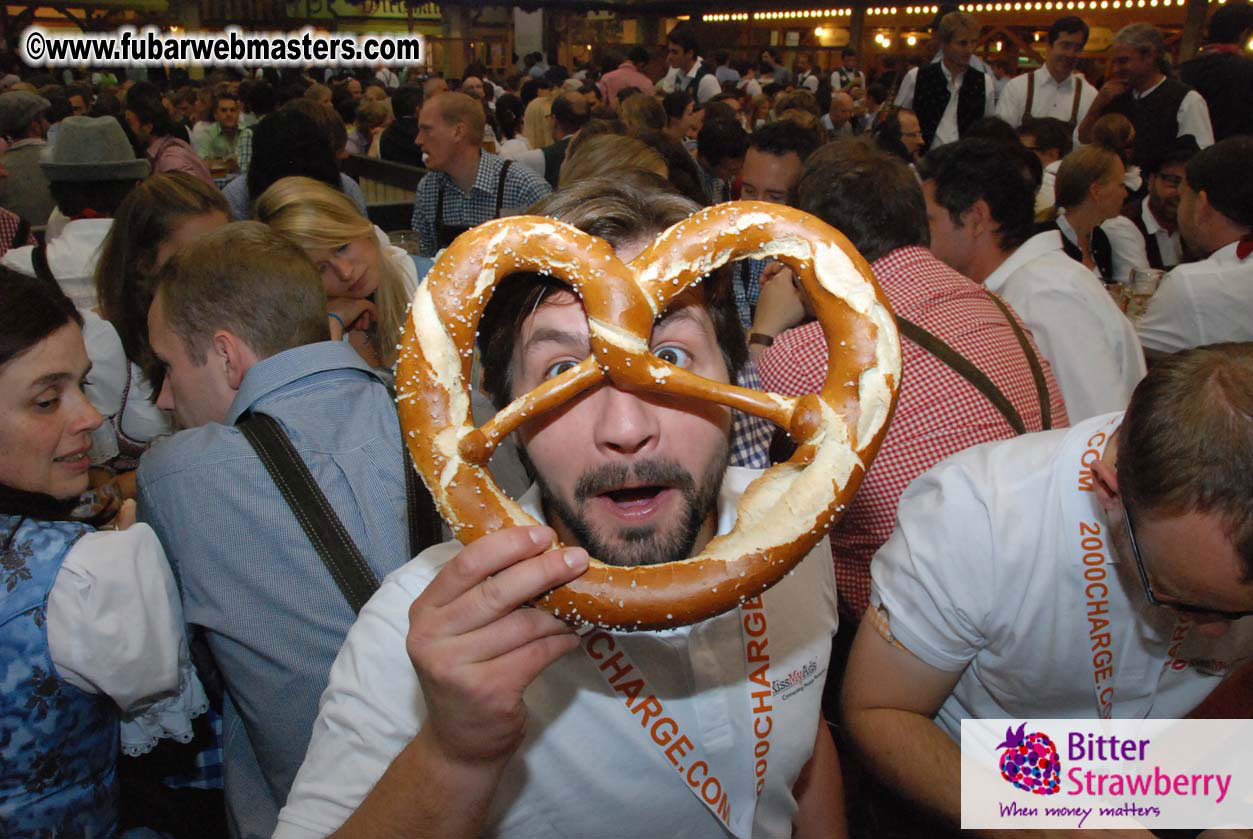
[0,4,1251,838]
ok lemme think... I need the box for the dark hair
[210,88,239,119]
[667,25,699,57]
[866,83,887,104]
[332,88,357,125]
[0,265,81,370]
[633,129,711,207]
[628,45,651,65]
[749,119,822,163]
[281,97,348,158]
[1117,343,1253,581]
[125,81,181,138]
[964,115,1021,145]
[797,138,929,262]
[1048,15,1090,46]
[551,92,590,135]
[918,138,1038,252]
[696,118,748,167]
[495,93,525,141]
[714,49,731,65]
[873,107,915,163]
[243,80,277,116]
[662,90,693,121]
[1207,2,1253,44]
[1020,116,1074,157]
[1185,135,1253,229]
[391,85,423,121]
[477,171,746,410]
[246,109,342,203]
[1144,135,1198,176]
[49,177,141,219]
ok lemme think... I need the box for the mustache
[573,459,697,504]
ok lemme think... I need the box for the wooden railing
[342,154,426,232]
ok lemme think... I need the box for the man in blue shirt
[138,221,416,838]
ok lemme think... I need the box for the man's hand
[1095,78,1129,107]
[406,525,588,765]
[750,262,807,340]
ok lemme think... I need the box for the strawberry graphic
[996,722,1061,795]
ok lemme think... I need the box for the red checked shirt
[758,245,1070,618]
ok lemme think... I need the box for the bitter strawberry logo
[996,722,1061,795]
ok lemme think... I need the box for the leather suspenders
[1024,71,1085,126]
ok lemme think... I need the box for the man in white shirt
[794,53,820,93]
[830,48,866,96]
[1079,22,1214,172]
[841,345,1253,828]
[821,92,855,138]
[920,138,1145,421]
[1101,138,1196,283]
[1137,136,1253,355]
[274,175,845,839]
[894,11,996,151]
[995,16,1098,129]
[656,25,721,105]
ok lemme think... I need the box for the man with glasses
[840,344,1253,829]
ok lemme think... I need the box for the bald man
[823,92,856,137]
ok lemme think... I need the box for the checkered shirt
[0,206,34,256]
[757,246,1070,618]
[410,151,552,257]
[732,258,766,329]
[235,127,253,178]
[730,359,772,468]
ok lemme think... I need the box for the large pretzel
[396,202,900,631]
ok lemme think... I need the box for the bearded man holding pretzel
[274,171,904,838]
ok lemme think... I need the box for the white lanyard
[577,594,773,839]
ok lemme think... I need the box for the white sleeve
[1075,79,1099,129]
[515,147,546,177]
[802,74,819,93]
[1100,215,1150,285]
[1135,267,1197,354]
[1019,279,1146,421]
[983,72,997,116]
[1177,91,1214,148]
[46,525,186,710]
[830,71,842,91]
[698,73,722,104]
[870,459,995,673]
[894,67,917,110]
[656,68,677,94]
[275,568,441,838]
[993,76,1024,127]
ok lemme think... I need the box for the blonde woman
[255,176,430,371]
[1041,144,1127,284]
[522,94,554,149]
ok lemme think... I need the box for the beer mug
[1122,268,1165,321]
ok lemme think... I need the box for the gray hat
[40,115,150,182]
[0,91,50,135]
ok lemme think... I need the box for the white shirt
[795,71,819,93]
[894,62,996,148]
[739,77,763,99]
[496,135,532,159]
[830,68,866,93]
[821,113,853,137]
[275,467,838,839]
[872,412,1253,739]
[1035,159,1062,215]
[994,66,1098,129]
[984,230,1146,422]
[657,58,723,104]
[1101,196,1181,288]
[46,524,207,756]
[1134,78,1215,149]
[1136,240,1253,353]
[2,217,113,311]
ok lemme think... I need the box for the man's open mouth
[594,485,676,519]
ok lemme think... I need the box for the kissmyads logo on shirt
[961,719,1252,831]
[770,658,821,699]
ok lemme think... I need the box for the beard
[534,448,731,568]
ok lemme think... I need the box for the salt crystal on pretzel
[396,201,901,631]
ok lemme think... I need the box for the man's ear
[965,198,994,239]
[1194,189,1215,226]
[1090,457,1121,516]
[211,330,259,391]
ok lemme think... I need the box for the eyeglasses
[1123,504,1253,621]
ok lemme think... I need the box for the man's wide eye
[544,359,579,379]
[654,346,692,367]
